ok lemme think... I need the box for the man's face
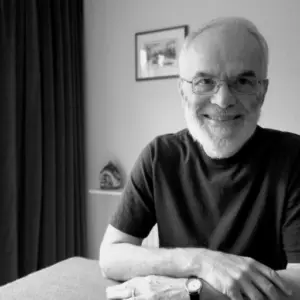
[179,25,268,158]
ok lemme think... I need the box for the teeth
[210,116,233,121]
[205,115,239,121]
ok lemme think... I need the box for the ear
[178,78,186,107]
[259,79,269,106]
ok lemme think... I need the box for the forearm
[99,243,201,281]
[277,269,300,300]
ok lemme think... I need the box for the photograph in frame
[135,25,189,81]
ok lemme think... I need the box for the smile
[203,114,242,121]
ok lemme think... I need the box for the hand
[193,249,293,300]
[106,275,188,300]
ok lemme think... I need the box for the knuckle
[247,290,264,300]
[225,279,239,293]
[226,289,241,300]
[233,271,246,281]
[245,256,254,262]
[245,256,255,267]
[240,264,251,274]
[268,269,277,278]
[226,278,235,288]
[266,282,276,292]
[264,282,278,298]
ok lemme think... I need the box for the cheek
[185,94,209,113]
[239,95,262,113]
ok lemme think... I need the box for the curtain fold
[0,0,86,285]
[0,0,19,284]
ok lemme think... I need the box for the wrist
[201,279,229,300]
[171,248,191,276]
[173,248,202,277]
[182,277,227,300]
[185,276,203,300]
[180,248,210,278]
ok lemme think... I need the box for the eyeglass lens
[192,77,260,94]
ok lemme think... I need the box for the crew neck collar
[195,126,262,168]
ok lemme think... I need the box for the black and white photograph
[1,1,300,299]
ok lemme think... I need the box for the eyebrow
[194,72,215,77]
[194,70,257,78]
[238,70,257,77]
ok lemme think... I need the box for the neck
[187,123,257,159]
[199,136,248,159]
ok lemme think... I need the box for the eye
[194,77,215,85]
[236,77,254,86]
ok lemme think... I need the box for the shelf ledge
[89,189,123,196]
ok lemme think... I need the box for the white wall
[84,0,300,259]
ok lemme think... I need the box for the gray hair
[178,17,269,77]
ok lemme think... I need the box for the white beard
[184,104,260,159]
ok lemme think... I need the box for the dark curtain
[0,0,86,285]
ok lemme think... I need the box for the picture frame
[135,25,189,81]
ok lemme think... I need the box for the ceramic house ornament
[99,161,122,190]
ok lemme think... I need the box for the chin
[184,106,260,159]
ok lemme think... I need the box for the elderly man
[100,17,300,300]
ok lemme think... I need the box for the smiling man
[100,17,300,300]
[179,22,268,159]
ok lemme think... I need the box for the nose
[210,82,236,108]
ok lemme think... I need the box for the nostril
[210,92,236,108]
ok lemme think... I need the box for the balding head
[178,17,269,79]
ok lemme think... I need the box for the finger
[226,289,244,300]
[106,286,132,299]
[250,274,280,300]
[239,275,276,300]
[254,262,293,296]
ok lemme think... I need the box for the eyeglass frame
[180,75,268,96]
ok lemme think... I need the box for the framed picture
[135,25,189,81]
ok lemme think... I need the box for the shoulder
[258,127,300,181]
[134,129,196,170]
[149,128,192,151]
[131,129,193,172]
[259,126,300,153]
[147,128,195,161]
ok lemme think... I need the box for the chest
[154,160,286,252]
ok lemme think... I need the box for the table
[0,257,115,300]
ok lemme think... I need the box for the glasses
[181,76,267,95]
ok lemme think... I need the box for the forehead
[180,25,264,78]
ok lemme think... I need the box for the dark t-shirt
[110,126,300,270]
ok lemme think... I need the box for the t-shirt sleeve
[282,157,300,263]
[109,143,156,238]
